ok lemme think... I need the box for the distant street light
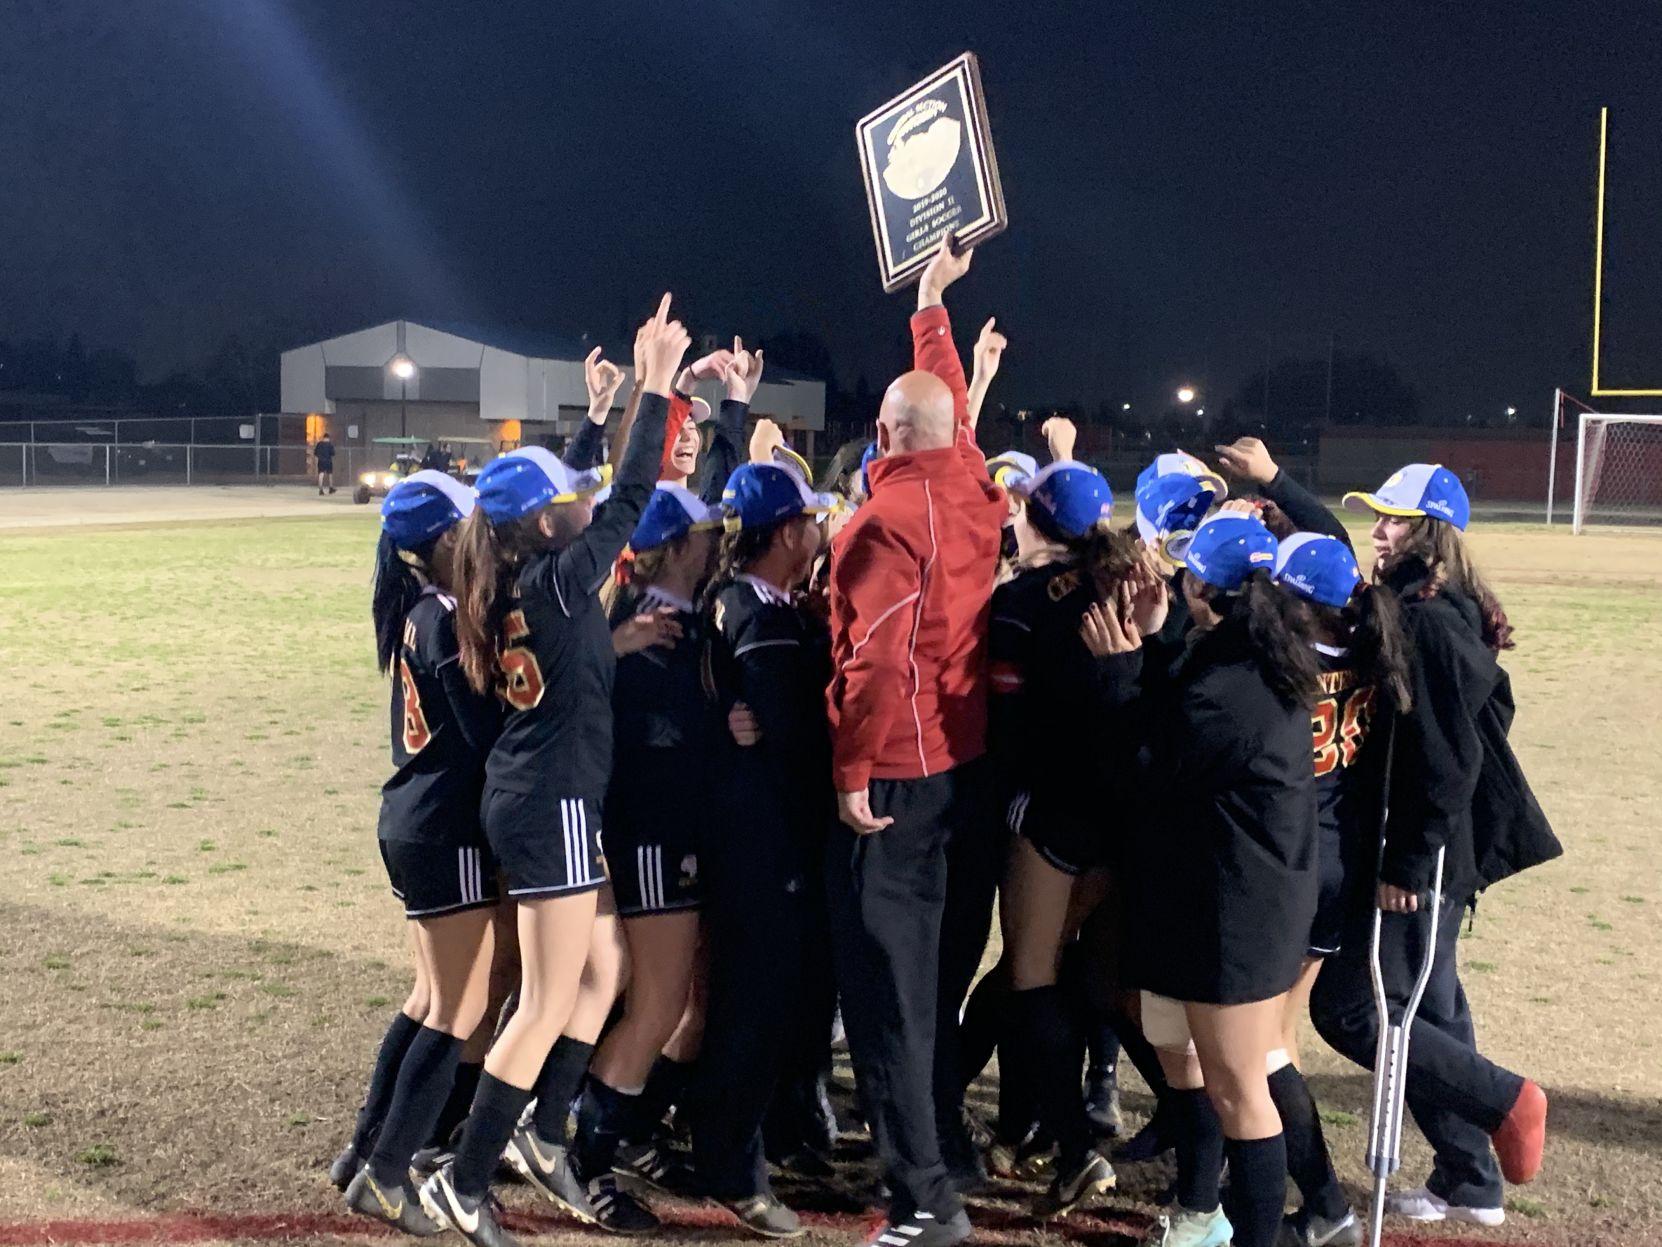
[1505,406,1517,417]
[1176,386,1196,404]
[1196,407,1206,416]
[388,355,418,436]
[389,355,417,381]
[1121,403,1131,412]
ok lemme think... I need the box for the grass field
[1,496,1660,1247]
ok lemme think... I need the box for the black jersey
[483,393,669,801]
[378,590,500,845]
[610,585,718,764]
[1311,644,1383,838]
[706,576,832,852]
[988,559,1140,833]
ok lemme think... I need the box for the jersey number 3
[499,609,546,711]
[398,659,432,754]
[1312,685,1376,778]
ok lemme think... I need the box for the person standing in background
[315,431,337,495]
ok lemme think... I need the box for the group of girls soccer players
[333,253,1557,1247]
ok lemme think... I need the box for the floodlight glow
[389,355,417,380]
[1176,387,1196,404]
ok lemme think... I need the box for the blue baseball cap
[721,462,836,532]
[475,447,612,524]
[856,441,880,496]
[772,442,814,482]
[1343,463,1470,530]
[630,482,722,552]
[1134,470,1220,550]
[1273,533,1361,608]
[1010,460,1114,538]
[985,450,1038,491]
[1184,513,1277,591]
[381,470,476,550]
[1137,451,1228,502]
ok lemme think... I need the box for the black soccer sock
[1086,1017,1121,1081]
[958,963,1010,1088]
[431,1061,483,1148]
[1267,1064,1348,1222]
[636,1055,694,1139]
[530,1036,595,1145]
[1010,985,1094,1168]
[573,1077,643,1179]
[368,1027,463,1188]
[1223,1132,1289,1247]
[351,1011,423,1154]
[451,1073,532,1200]
[1171,1087,1225,1214]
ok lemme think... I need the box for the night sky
[4,1,1661,421]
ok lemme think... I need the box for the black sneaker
[345,1166,444,1236]
[1085,1069,1124,1138]
[864,1208,972,1247]
[418,1164,519,1247]
[329,1144,364,1192]
[1035,1150,1116,1217]
[721,1191,804,1239]
[614,1139,698,1196]
[504,1125,659,1234]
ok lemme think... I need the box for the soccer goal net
[1571,412,1662,532]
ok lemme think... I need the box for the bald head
[878,370,955,454]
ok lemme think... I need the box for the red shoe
[1492,1079,1547,1184]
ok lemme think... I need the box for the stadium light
[1176,386,1196,404]
[1121,403,1131,412]
[388,354,417,381]
[1506,406,1518,417]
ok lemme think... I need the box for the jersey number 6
[499,609,546,710]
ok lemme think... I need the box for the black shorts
[609,829,701,917]
[482,786,607,898]
[1006,788,1099,877]
[1307,823,1350,958]
[379,839,498,918]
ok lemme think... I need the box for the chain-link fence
[0,444,373,488]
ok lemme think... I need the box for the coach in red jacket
[824,238,1006,1246]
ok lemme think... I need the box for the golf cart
[353,436,497,504]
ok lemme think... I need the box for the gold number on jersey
[398,658,432,753]
[499,609,546,711]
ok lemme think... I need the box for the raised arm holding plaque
[855,52,1008,292]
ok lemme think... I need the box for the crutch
[1364,842,1446,1247]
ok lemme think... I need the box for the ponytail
[700,525,773,615]
[452,507,548,695]
[1343,583,1412,712]
[371,530,427,676]
[1203,572,1321,706]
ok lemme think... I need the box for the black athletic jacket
[483,393,668,801]
[1378,558,1560,898]
[563,418,608,472]
[696,398,747,504]
[1260,469,1351,547]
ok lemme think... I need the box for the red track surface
[0,1204,1509,1246]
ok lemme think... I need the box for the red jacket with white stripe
[826,305,1007,791]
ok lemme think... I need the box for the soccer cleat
[1085,1069,1124,1137]
[345,1166,444,1236]
[1035,1149,1116,1217]
[329,1144,365,1192]
[504,1125,659,1234]
[1141,1205,1233,1247]
[1277,1207,1362,1246]
[418,1164,520,1247]
[864,1208,972,1247]
[614,1140,699,1196]
[720,1191,805,1239]
[1384,1186,1504,1226]
[1492,1079,1547,1185]
[409,1144,454,1180]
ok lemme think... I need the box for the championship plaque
[856,52,1007,292]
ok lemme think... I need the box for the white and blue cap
[1009,460,1114,538]
[1343,463,1470,531]
[381,469,476,550]
[475,447,612,524]
[1273,533,1361,608]
[630,482,722,552]
[856,441,881,496]
[985,450,1039,492]
[1137,451,1228,502]
[1135,471,1221,551]
[1184,513,1277,591]
[721,462,837,532]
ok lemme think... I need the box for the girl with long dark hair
[334,472,501,1235]
[1309,465,1558,1230]
[1129,511,1321,1247]
[416,299,689,1247]
[689,460,836,1238]
[985,459,1162,1217]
